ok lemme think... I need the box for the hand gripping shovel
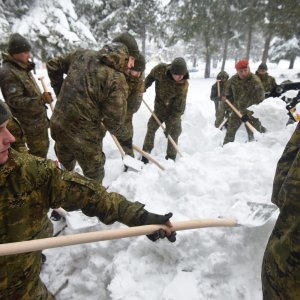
[0,200,278,256]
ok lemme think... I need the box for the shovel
[0,200,278,256]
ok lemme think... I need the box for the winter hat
[170,57,187,75]
[0,100,12,125]
[235,59,249,70]
[8,33,31,55]
[258,62,268,70]
[112,32,139,58]
[217,71,229,80]
[132,54,146,72]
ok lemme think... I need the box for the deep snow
[37,59,299,300]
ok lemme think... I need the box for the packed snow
[36,59,299,299]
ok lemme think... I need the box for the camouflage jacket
[0,53,49,135]
[47,43,129,140]
[125,72,144,120]
[7,116,28,153]
[225,73,264,114]
[255,71,277,92]
[0,149,145,298]
[210,81,227,101]
[144,63,189,119]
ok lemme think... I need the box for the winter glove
[41,92,53,104]
[139,211,176,242]
[241,114,250,123]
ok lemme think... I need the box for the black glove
[139,211,176,242]
[163,129,169,138]
[42,92,53,104]
[241,114,250,123]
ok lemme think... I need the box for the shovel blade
[123,155,143,172]
[230,200,279,227]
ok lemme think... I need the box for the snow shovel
[110,133,143,172]
[224,98,259,135]
[38,76,55,111]
[142,99,183,157]
[218,117,228,130]
[0,200,278,256]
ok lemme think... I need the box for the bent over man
[47,33,139,183]
[0,100,176,299]
[142,57,189,162]
[0,33,51,158]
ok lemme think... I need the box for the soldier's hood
[98,43,129,74]
[1,52,35,72]
[166,65,190,81]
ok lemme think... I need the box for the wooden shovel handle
[110,133,126,157]
[132,144,165,170]
[142,99,183,157]
[224,98,258,134]
[0,219,237,256]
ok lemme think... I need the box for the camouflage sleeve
[271,123,300,209]
[251,75,265,105]
[44,159,145,226]
[1,70,42,113]
[210,83,218,101]
[225,77,234,103]
[46,52,74,96]
[144,65,159,91]
[127,78,144,115]
[101,72,128,135]
[7,117,28,153]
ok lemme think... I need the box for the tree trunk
[221,21,230,71]
[261,32,272,64]
[246,25,252,60]
[289,55,296,69]
[193,57,197,68]
[204,34,211,78]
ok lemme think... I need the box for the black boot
[50,210,62,221]
[141,156,149,164]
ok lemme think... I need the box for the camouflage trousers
[223,111,266,144]
[143,110,182,160]
[214,100,228,128]
[25,128,49,158]
[114,116,134,157]
[51,126,106,183]
[261,123,300,299]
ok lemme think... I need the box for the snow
[35,60,299,299]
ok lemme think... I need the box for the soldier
[210,71,229,128]
[0,33,52,158]
[261,122,300,299]
[223,59,266,145]
[47,32,139,183]
[142,57,189,162]
[114,54,146,157]
[0,100,176,299]
[255,63,277,94]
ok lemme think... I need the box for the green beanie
[112,32,139,58]
[132,54,145,72]
[8,33,31,55]
[0,101,12,125]
[217,71,229,80]
[170,57,187,75]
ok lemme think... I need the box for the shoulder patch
[7,84,17,95]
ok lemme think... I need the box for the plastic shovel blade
[123,155,143,172]
[230,200,279,227]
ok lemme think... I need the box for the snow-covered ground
[39,59,299,299]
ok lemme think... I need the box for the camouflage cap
[170,57,187,75]
[217,71,229,80]
[132,54,145,72]
[258,63,268,70]
[8,33,31,55]
[112,32,139,58]
[0,100,12,124]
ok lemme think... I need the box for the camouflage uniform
[47,44,129,182]
[223,72,265,144]
[210,71,229,128]
[114,72,144,157]
[0,149,146,299]
[261,122,300,299]
[7,116,28,153]
[142,63,189,160]
[0,53,49,158]
[256,71,277,93]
